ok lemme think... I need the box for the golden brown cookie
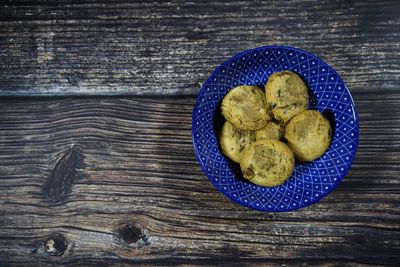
[219,121,256,163]
[284,110,332,161]
[255,121,284,141]
[239,140,295,187]
[265,71,309,124]
[221,85,270,130]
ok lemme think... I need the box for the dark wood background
[0,1,399,266]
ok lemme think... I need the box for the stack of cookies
[219,71,332,187]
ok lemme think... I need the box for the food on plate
[239,140,295,187]
[219,121,256,163]
[265,71,308,124]
[221,85,270,130]
[255,121,283,141]
[284,110,332,161]
[217,70,332,187]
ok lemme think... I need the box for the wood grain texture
[1,0,399,265]
[0,0,399,96]
[0,94,399,265]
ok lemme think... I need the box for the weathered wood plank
[0,0,399,96]
[0,93,399,265]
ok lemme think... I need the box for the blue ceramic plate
[192,46,358,212]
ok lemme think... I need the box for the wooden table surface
[1,1,399,266]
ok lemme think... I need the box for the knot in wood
[118,223,146,244]
[43,145,84,204]
[44,235,68,256]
